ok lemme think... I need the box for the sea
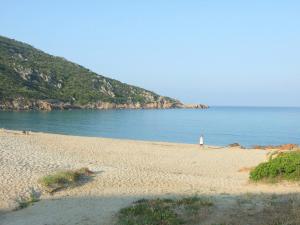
[0,107,299,147]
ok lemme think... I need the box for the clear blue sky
[1,0,299,106]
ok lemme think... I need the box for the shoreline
[0,98,209,111]
[0,128,223,148]
[2,128,298,150]
[1,129,300,224]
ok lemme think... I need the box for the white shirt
[199,136,204,145]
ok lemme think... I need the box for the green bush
[117,196,213,225]
[40,171,79,187]
[250,151,300,182]
[16,189,39,210]
[39,167,93,193]
[119,199,180,225]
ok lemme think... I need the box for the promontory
[0,36,208,110]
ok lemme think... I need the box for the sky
[1,0,299,106]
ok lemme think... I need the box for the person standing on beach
[199,135,204,148]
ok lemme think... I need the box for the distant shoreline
[0,128,218,147]
[0,98,209,111]
[0,127,299,149]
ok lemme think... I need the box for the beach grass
[39,167,93,193]
[250,151,300,182]
[117,194,300,225]
[16,189,39,210]
[117,196,213,225]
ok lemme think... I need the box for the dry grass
[15,188,40,210]
[117,196,213,225]
[116,194,300,225]
[39,167,93,193]
[223,194,300,225]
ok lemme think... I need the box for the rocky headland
[0,36,208,111]
[0,97,208,111]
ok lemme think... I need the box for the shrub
[16,189,39,210]
[250,151,300,182]
[39,167,93,193]
[117,196,213,225]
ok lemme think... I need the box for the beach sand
[1,129,300,225]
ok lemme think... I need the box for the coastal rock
[37,100,52,111]
[253,144,299,150]
[228,143,245,148]
[0,98,209,111]
[178,103,209,109]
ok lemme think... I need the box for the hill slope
[0,36,207,110]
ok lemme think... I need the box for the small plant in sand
[250,151,300,182]
[39,167,93,193]
[117,196,213,225]
[16,188,40,210]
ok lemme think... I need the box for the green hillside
[0,35,185,109]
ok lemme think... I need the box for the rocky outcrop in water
[252,144,299,150]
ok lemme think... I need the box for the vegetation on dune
[222,194,300,225]
[250,151,300,182]
[116,194,300,225]
[16,188,40,210]
[39,167,93,193]
[0,35,178,106]
[117,196,213,225]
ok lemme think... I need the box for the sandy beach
[1,129,300,225]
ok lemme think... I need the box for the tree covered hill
[0,35,207,110]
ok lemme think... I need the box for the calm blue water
[0,107,299,147]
